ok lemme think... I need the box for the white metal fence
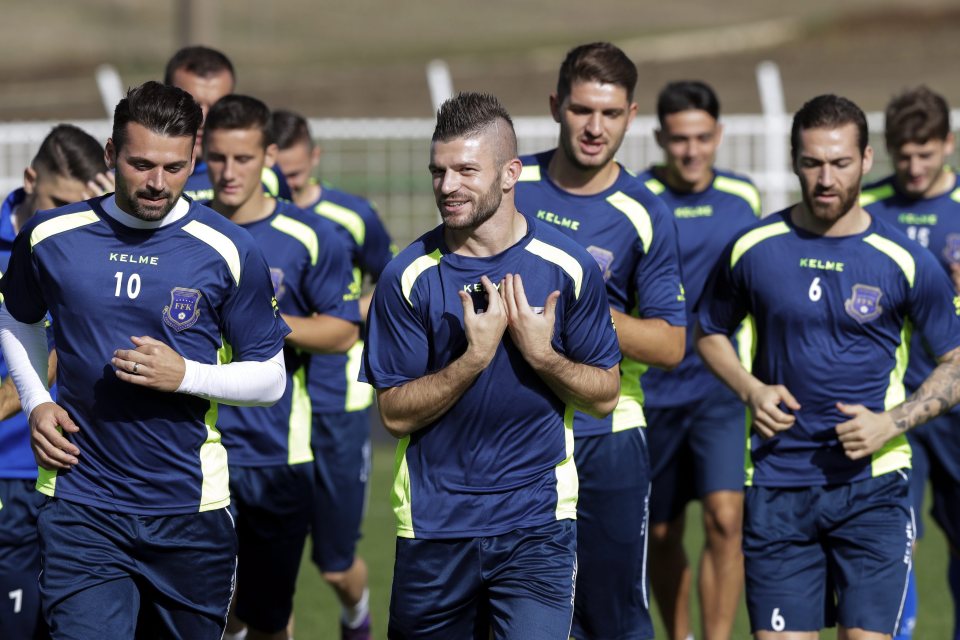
[1,113,957,247]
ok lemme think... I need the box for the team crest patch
[844,284,883,323]
[586,246,615,281]
[270,268,286,300]
[943,234,960,264]
[163,287,202,332]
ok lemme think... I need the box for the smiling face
[794,123,873,227]
[106,122,194,221]
[429,127,512,232]
[656,109,722,192]
[551,80,637,172]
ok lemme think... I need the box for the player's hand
[950,263,960,294]
[835,402,899,460]
[502,273,559,369]
[746,383,800,439]
[458,275,507,368]
[112,335,186,392]
[82,171,115,199]
[29,401,80,470]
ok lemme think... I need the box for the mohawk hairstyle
[432,92,517,163]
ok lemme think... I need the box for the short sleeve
[557,256,621,369]
[908,249,960,359]
[0,223,48,324]
[358,203,396,282]
[220,246,290,361]
[360,266,430,389]
[303,231,361,323]
[696,241,749,337]
[632,200,686,326]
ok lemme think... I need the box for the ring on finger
[133,362,139,374]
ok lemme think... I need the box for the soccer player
[861,85,960,640]
[163,45,290,201]
[637,81,759,640]
[361,92,622,639]
[0,124,110,640]
[271,109,395,639]
[203,95,360,640]
[697,94,960,639]
[0,81,289,639]
[514,42,686,640]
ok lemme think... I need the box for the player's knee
[704,498,743,543]
[649,518,684,546]
[321,569,349,589]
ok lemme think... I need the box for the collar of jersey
[100,194,191,229]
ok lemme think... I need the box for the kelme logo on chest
[163,287,202,331]
[844,284,883,323]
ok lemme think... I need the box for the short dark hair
[203,94,273,148]
[432,92,517,163]
[657,81,720,124]
[884,86,951,150]
[112,81,203,152]
[790,94,868,161]
[163,45,235,85]
[556,42,637,103]
[269,109,312,151]
[33,124,106,183]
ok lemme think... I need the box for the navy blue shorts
[310,410,371,572]
[571,428,652,640]
[645,386,746,524]
[229,463,314,633]
[0,478,46,639]
[743,472,914,634]
[389,520,576,640]
[37,498,237,640]
[906,412,960,546]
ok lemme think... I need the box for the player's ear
[946,132,956,157]
[22,166,38,194]
[549,93,562,124]
[311,144,322,168]
[105,138,117,170]
[715,121,725,147]
[654,127,666,150]
[861,145,874,176]
[264,143,279,168]
[502,157,523,191]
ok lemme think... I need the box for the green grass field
[292,443,954,638]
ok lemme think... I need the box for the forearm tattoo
[890,358,960,432]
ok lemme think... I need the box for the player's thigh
[230,464,313,633]
[688,387,748,498]
[389,537,487,640]
[0,479,47,639]
[137,508,238,639]
[645,405,696,526]
[826,472,913,636]
[744,486,830,633]
[571,429,653,640]
[310,410,370,572]
[486,520,577,640]
[36,498,140,639]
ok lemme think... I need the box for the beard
[800,178,861,226]
[438,178,503,231]
[116,185,180,222]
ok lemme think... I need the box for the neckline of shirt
[100,194,191,229]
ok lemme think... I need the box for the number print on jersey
[905,225,930,248]
[808,277,822,302]
[114,272,141,299]
[8,588,21,614]
[771,607,785,631]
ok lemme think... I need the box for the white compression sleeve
[0,306,51,417]
[176,348,286,406]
